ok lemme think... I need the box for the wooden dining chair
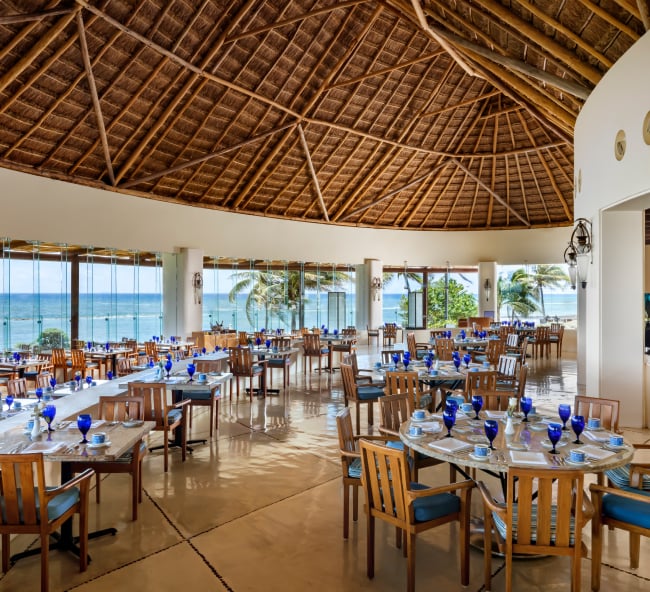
[477,467,593,592]
[433,338,455,361]
[574,395,621,433]
[530,326,551,359]
[340,362,384,435]
[23,353,53,389]
[406,332,429,360]
[302,333,330,374]
[267,337,294,388]
[50,347,68,383]
[359,439,474,592]
[381,349,404,364]
[69,349,99,380]
[7,377,28,398]
[0,453,94,592]
[128,382,188,472]
[35,371,53,390]
[182,359,224,437]
[366,324,379,346]
[228,347,266,399]
[345,352,384,387]
[384,370,435,412]
[382,323,398,346]
[144,341,159,362]
[72,395,147,520]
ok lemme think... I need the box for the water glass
[442,408,456,438]
[558,404,571,430]
[571,415,585,444]
[77,413,92,444]
[547,423,563,454]
[165,359,173,378]
[471,395,483,420]
[520,397,533,422]
[42,405,56,439]
[5,394,13,411]
[187,363,196,382]
[484,420,499,449]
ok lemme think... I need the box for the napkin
[21,441,67,454]
[579,445,616,460]
[582,430,611,443]
[485,411,506,419]
[509,451,549,465]
[428,438,472,453]
[418,421,442,433]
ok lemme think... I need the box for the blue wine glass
[453,357,461,370]
[42,405,56,439]
[5,394,13,411]
[85,375,92,387]
[520,397,533,422]
[392,353,400,366]
[75,374,81,389]
[471,395,483,420]
[547,422,563,454]
[463,353,472,368]
[49,376,56,389]
[165,359,173,379]
[571,415,585,445]
[442,407,456,438]
[187,363,196,382]
[484,419,499,450]
[202,347,207,355]
[265,339,271,350]
[35,387,43,401]
[255,337,262,347]
[107,370,113,380]
[77,413,92,444]
[87,341,92,351]
[558,403,571,430]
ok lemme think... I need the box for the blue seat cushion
[492,504,576,544]
[410,482,460,522]
[251,365,264,373]
[167,408,183,424]
[268,358,290,367]
[183,388,218,401]
[357,386,384,400]
[602,491,650,529]
[386,440,404,451]
[115,440,148,463]
[320,348,329,354]
[0,487,79,523]
[605,465,650,491]
[348,457,362,479]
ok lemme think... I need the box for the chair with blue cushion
[341,362,385,435]
[359,439,473,592]
[228,347,266,400]
[0,453,94,592]
[72,395,148,520]
[129,381,188,473]
[477,467,593,592]
[591,466,650,590]
[302,333,330,374]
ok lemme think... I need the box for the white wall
[574,30,650,427]
[0,167,570,266]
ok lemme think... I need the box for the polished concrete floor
[2,345,650,592]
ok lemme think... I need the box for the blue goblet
[187,363,196,382]
[75,374,81,390]
[265,339,271,350]
[165,359,173,378]
[49,376,56,390]
[392,353,400,366]
[202,347,207,355]
[35,387,43,401]
[558,404,571,430]
[547,422,563,454]
[442,407,456,438]
[255,337,262,347]
[85,375,93,388]
[453,357,461,371]
[77,413,92,444]
[5,394,13,411]
[484,419,499,450]
[107,370,113,380]
[42,405,56,440]
[87,341,92,351]
[520,397,533,422]
[463,353,472,368]
[471,395,483,420]
[571,415,585,445]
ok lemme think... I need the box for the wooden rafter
[637,0,650,29]
[419,89,500,119]
[297,125,329,222]
[0,7,75,25]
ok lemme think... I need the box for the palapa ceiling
[0,1,646,232]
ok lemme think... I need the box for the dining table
[0,357,51,378]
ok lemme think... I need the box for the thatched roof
[0,1,645,231]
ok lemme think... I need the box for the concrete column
[478,261,497,319]
[366,259,383,329]
[162,248,204,340]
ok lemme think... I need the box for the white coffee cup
[409,425,423,437]
[91,432,106,445]
[588,417,601,429]
[413,409,426,420]
[474,444,490,458]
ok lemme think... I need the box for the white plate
[603,443,627,452]
[410,415,429,422]
[586,425,604,432]
[87,441,111,449]
[469,452,491,462]
[564,456,589,466]
[540,439,568,448]
[122,420,144,428]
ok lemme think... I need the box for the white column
[162,248,204,340]
[478,261,497,319]
[365,259,383,329]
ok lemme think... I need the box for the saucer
[540,439,568,448]
[122,420,144,428]
[603,443,627,451]
[529,422,548,431]
[410,415,429,422]
[469,452,491,462]
[564,456,589,466]
[87,441,111,449]
[407,432,426,439]
[195,380,208,385]
[586,425,604,431]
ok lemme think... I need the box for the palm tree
[498,271,539,321]
[528,264,570,319]
[229,269,349,331]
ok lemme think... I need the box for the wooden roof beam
[419,89,500,119]
[638,0,650,29]
[0,7,75,25]
[297,125,329,222]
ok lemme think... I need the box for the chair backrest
[384,371,421,413]
[272,336,291,350]
[505,466,587,555]
[406,333,417,357]
[486,339,506,365]
[574,395,620,432]
[518,336,529,358]
[497,355,518,378]
[98,394,145,422]
[499,325,515,339]
[302,333,323,355]
[7,377,27,397]
[517,364,529,398]
[359,439,411,527]
[366,325,379,336]
[506,333,519,348]
[381,349,404,364]
[535,326,550,341]
[70,349,86,368]
[550,322,562,333]
[383,324,397,339]
[195,359,224,373]
[144,341,158,361]
[228,347,254,375]
[340,363,359,403]
[238,331,249,345]
[36,372,52,389]
[465,371,498,396]
[379,392,411,434]
[0,453,50,528]
[51,348,66,366]
[127,382,169,427]
[435,338,455,361]
[342,328,356,337]
[336,407,356,457]
[116,357,132,376]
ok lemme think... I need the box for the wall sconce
[371,276,382,301]
[563,218,592,289]
[483,278,492,302]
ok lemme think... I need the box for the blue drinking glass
[87,341,92,350]
[202,347,207,355]
[547,422,563,454]
[75,374,81,389]
[558,403,571,430]
[571,415,585,445]
[484,419,499,449]
[49,376,56,389]
[471,395,483,420]
[520,397,533,422]
[107,370,113,380]
[187,363,196,382]
[77,413,92,444]
[35,387,43,401]
[42,404,56,439]
[5,394,13,411]
[442,407,456,438]
[255,337,261,347]
[463,353,472,368]
[85,375,92,387]
[165,359,173,378]
[265,340,271,350]
[453,357,461,370]
[392,353,400,365]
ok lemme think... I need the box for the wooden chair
[477,467,593,592]
[0,453,94,592]
[496,354,519,390]
[382,323,397,346]
[504,332,519,352]
[302,333,330,374]
[549,325,565,357]
[478,338,506,366]
[267,336,294,388]
[331,330,357,368]
[378,393,444,481]
[50,347,68,383]
[406,332,430,360]
[574,395,620,433]
[128,381,188,472]
[366,324,379,346]
[340,362,384,435]
[228,347,266,399]
[238,331,249,346]
[359,439,473,592]
[384,370,436,412]
[69,349,99,380]
[115,356,134,377]
[35,371,52,390]
[23,353,52,389]
[381,349,404,364]
[530,326,551,359]
[433,338,455,361]
[591,467,650,590]
[144,341,159,362]
[7,377,28,398]
[183,359,224,437]
[72,395,147,521]
[464,370,498,398]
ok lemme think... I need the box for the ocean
[0,291,576,350]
